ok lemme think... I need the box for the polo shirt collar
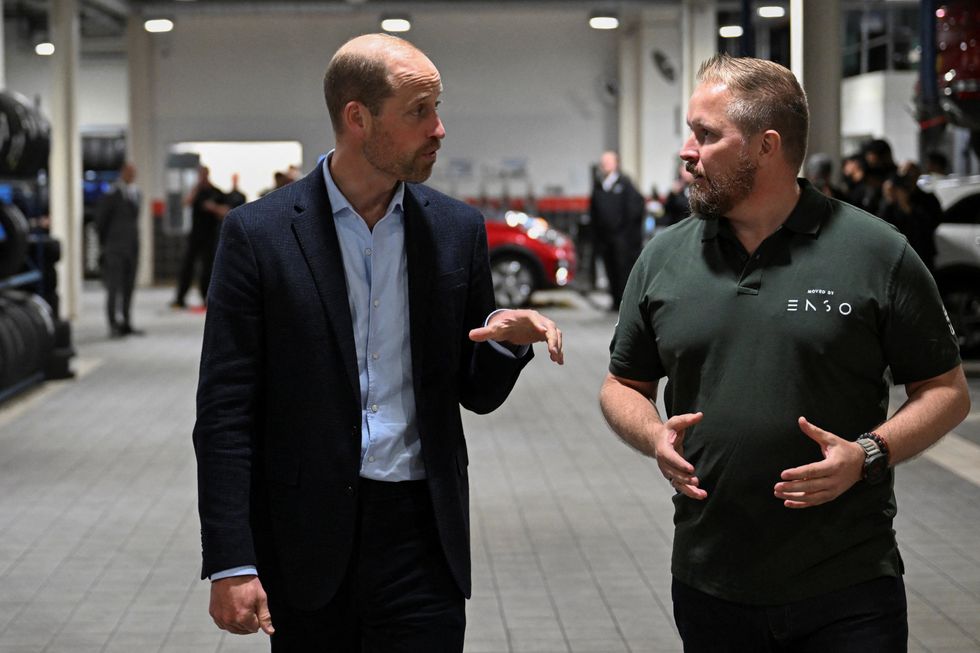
[701,178,828,241]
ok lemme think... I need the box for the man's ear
[758,130,782,163]
[343,101,369,137]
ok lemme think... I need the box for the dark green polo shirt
[609,180,961,605]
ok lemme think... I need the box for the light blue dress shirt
[322,154,426,482]
[210,154,526,581]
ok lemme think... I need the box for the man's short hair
[697,54,810,171]
[323,34,416,134]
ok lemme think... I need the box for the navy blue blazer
[193,166,532,609]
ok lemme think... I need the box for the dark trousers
[269,479,465,652]
[102,253,137,328]
[175,234,215,306]
[672,575,908,653]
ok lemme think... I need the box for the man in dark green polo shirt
[599,54,970,652]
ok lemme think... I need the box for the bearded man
[598,54,969,652]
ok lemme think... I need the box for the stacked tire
[0,91,51,178]
[0,290,55,395]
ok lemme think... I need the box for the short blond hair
[697,54,809,170]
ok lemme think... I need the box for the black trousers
[102,253,137,328]
[672,575,908,653]
[269,479,465,652]
[174,234,215,305]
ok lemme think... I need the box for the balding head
[323,33,434,135]
[599,151,619,176]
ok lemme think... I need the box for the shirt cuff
[484,309,530,359]
[210,566,258,581]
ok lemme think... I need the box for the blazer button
[345,485,354,496]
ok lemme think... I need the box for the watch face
[864,455,889,484]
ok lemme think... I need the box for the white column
[791,0,842,162]
[0,0,6,89]
[49,0,83,319]
[127,14,156,286]
[682,0,717,126]
[617,26,642,182]
[619,6,691,195]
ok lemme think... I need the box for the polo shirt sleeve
[608,255,666,382]
[881,243,961,385]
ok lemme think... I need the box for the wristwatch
[856,432,890,484]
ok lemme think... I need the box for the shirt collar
[321,149,405,219]
[701,178,828,241]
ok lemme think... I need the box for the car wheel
[941,282,980,356]
[490,254,536,308]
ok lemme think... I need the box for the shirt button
[365,248,372,256]
[373,299,380,308]
[371,404,378,413]
[372,352,380,360]
[368,456,375,462]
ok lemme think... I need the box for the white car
[920,175,980,355]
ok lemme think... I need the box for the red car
[485,211,576,308]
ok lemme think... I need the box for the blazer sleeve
[193,211,264,579]
[458,219,533,415]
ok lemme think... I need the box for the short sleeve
[608,254,667,382]
[881,244,961,384]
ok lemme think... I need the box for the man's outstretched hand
[469,309,564,364]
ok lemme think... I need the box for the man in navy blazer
[194,34,564,651]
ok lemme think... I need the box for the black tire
[0,304,17,390]
[490,252,539,308]
[0,203,30,278]
[0,297,29,387]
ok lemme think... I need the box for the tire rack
[0,90,74,405]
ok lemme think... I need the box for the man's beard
[687,149,758,218]
[364,130,439,184]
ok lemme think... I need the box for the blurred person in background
[172,165,228,309]
[661,162,694,227]
[95,162,143,337]
[881,162,943,273]
[805,153,846,200]
[589,150,646,311]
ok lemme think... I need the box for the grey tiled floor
[1,284,978,652]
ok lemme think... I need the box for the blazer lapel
[290,170,360,404]
[403,186,434,398]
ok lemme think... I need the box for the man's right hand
[209,575,274,636]
[654,412,707,500]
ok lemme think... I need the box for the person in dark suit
[171,165,228,308]
[589,151,646,311]
[95,161,142,337]
[194,33,564,651]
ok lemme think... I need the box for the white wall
[148,7,618,198]
[4,22,128,130]
[841,70,918,163]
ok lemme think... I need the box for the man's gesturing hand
[655,412,707,500]
[774,417,865,508]
[469,309,564,364]
[209,575,274,636]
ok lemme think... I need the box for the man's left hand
[469,309,564,365]
[774,417,865,508]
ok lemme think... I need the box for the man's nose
[679,134,697,163]
[432,117,446,140]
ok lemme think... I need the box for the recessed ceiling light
[381,17,411,33]
[35,42,55,56]
[758,6,786,19]
[719,25,744,38]
[144,18,174,33]
[589,13,619,30]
